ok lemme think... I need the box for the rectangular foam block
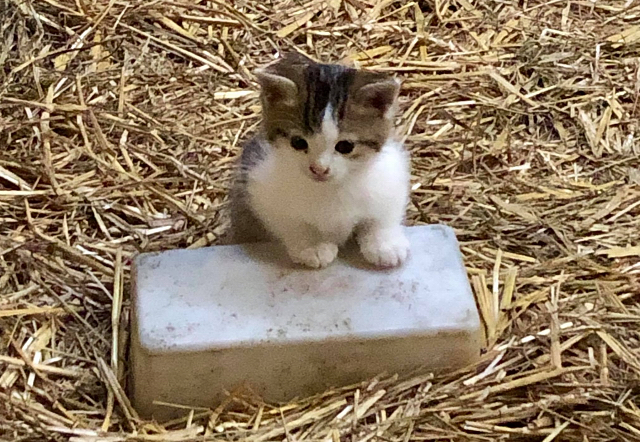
[130,225,482,420]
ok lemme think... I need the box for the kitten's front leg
[275,223,338,269]
[357,222,410,268]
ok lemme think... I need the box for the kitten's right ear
[255,69,298,107]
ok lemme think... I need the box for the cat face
[255,53,400,183]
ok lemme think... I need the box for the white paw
[290,243,339,269]
[360,232,410,268]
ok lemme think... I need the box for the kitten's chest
[249,172,365,229]
[287,187,361,240]
[281,180,361,217]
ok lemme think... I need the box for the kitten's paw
[360,232,410,268]
[290,243,339,269]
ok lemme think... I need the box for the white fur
[247,107,410,268]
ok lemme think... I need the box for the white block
[130,225,481,420]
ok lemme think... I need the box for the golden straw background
[1,0,639,440]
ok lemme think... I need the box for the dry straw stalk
[1,0,639,440]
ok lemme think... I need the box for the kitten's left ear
[353,77,401,118]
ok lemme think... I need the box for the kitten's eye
[335,140,354,154]
[290,136,308,151]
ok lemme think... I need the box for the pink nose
[309,164,330,177]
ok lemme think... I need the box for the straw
[1,0,639,440]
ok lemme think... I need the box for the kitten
[228,52,410,269]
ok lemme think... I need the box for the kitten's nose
[309,164,330,177]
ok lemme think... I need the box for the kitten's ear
[255,69,298,107]
[353,77,401,118]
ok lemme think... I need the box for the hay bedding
[0,0,639,439]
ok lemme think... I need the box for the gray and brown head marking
[254,52,400,151]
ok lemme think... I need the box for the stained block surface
[130,225,482,419]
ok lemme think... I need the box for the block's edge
[129,256,147,415]
[134,224,455,264]
[132,324,483,355]
[426,223,483,334]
